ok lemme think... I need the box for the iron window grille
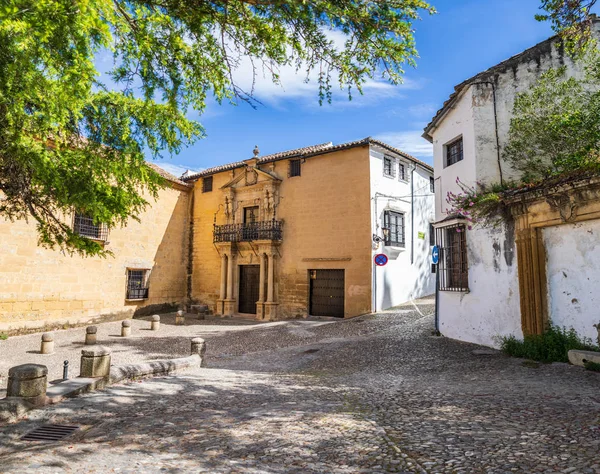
[429,223,435,246]
[289,159,301,177]
[430,176,435,193]
[214,220,283,243]
[202,176,213,193]
[399,163,406,181]
[446,137,464,167]
[435,223,469,291]
[384,210,405,247]
[383,156,395,178]
[73,213,108,241]
[126,269,149,300]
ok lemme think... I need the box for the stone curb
[0,354,204,423]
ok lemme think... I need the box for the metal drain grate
[21,424,79,442]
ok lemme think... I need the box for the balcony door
[243,206,259,241]
[239,265,260,314]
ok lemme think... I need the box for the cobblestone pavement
[2,297,600,473]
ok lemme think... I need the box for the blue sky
[142,0,557,177]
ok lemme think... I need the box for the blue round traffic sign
[432,245,440,265]
[374,254,388,266]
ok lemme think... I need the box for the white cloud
[374,131,433,158]
[152,162,204,178]
[408,103,437,118]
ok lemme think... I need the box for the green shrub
[500,325,599,363]
[0,333,7,341]
[584,361,600,372]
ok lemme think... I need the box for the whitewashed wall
[369,147,435,312]
[544,220,600,343]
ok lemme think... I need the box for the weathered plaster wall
[543,219,600,342]
[0,186,190,333]
[369,149,435,311]
[437,223,522,348]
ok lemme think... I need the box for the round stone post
[7,364,48,404]
[40,333,54,354]
[151,315,160,331]
[80,347,112,378]
[191,337,206,359]
[197,304,208,320]
[85,326,97,345]
[175,310,185,326]
[121,320,132,337]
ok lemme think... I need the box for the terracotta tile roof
[422,17,600,142]
[146,162,192,188]
[182,137,431,182]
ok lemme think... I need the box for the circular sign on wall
[432,245,440,265]
[374,253,388,266]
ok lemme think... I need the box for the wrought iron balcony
[213,220,283,243]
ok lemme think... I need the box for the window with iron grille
[383,156,395,178]
[202,176,213,193]
[289,159,301,177]
[430,176,435,193]
[384,210,405,247]
[445,137,463,167]
[73,213,108,241]
[126,269,149,300]
[429,223,435,246]
[435,224,469,291]
[398,163,406,181]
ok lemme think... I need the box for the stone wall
[0,184,190,334]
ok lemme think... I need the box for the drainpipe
[411,164,416,265]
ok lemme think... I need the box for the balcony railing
[214,220,283,243]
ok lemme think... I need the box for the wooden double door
[309,269,345,318]
[238,265,260,314]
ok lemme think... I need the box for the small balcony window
[384,210,405,247]
[126,269,149,300]
[202,176,213,193]
[445,137,463,167]
[289,159,301,177]
[73,213,108,241]
[430,176,435,193]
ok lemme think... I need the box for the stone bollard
[190,337,206,365]
[40,333,54,354]
[121,320,132,337]
[175,310,185,326]
[80,347,111,378]
[151,314,160,331]
[7,364,48,404]
[85,326,97,345]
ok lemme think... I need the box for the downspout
[472,81,504,185]
[411,164,416,265]
[372,195,377,313]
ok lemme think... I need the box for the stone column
[223,251,236,316]
[256,253,266,319]
[80,347,112,378]
[220,254,227,300]
[7,364,48,404]
[264,252,279,320]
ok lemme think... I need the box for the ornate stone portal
[505,176,600,335]
[213,160,283,320]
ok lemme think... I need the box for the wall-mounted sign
[432,245,440,265]
[417,231,426,240]
[374,254,388,266]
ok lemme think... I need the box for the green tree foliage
[537,0,597,52]
[503,63,600,182]
[0,0,434,256]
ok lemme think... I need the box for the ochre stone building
[0,139,435,333]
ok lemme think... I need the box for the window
[290,159,301,177]
[126,269,149,300]
[383,210,405,247]
[73,213,108,241]
[445,137,463,167]
[429,223,435,246]
[398,163,406,181]
[383,156,395,178]
[436,224,469,291]
[243,206,259,224]
[202,176,213,193]
[430,176,435,193]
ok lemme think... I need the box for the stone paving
[1,297,600,473]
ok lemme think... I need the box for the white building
[369,145,436,311]
[423,19,600,348]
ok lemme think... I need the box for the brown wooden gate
[239,265,260,314]
[309,269,345,318]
